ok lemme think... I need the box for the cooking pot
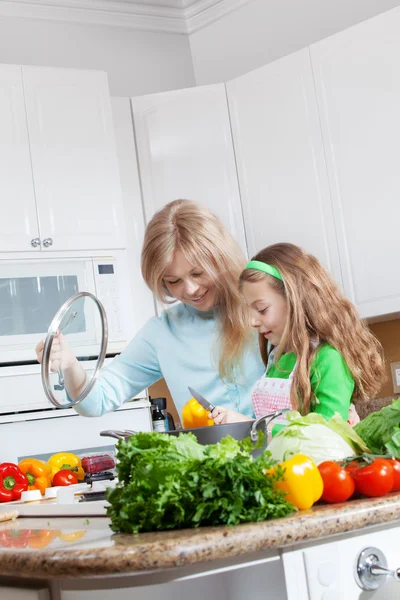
[100,408,289,456]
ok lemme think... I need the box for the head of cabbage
[267,412,370,465]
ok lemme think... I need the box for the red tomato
[318,461,355,503]
[53,470,78,487]
[350,458,394,497]
[388,459,400,492]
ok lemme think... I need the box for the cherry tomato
[318,461,355,503]
[349,458,394,497]
[52,469,78,487]
[388,459,400,492]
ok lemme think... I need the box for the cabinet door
[295,523,400,599]
[132,84,247,254]
[111,97,156,335]
[0,64,40,252]
[22,67,125,251]
[311,7,400,318]
[227,49,342,284]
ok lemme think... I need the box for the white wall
[190,0,400,84]
[0,16,195,96]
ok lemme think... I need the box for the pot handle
[100,429,137,441]
[250,408,291,443]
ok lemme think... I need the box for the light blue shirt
[75,303,265,418]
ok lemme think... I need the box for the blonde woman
[35,200,264,418]
[211,243,386,426]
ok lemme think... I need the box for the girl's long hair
[141,200,252,380]
[239,243,386,413]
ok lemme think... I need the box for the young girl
[211,243,386,427]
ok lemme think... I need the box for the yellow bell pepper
[18,459,52,495]
[58,530,87,543]
[182,397,214,429]
[48,452,85,482]
[269,454,323,510]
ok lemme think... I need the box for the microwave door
[0,259,97,363]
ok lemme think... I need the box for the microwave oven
[0,256,128,364]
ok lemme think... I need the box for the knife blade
[188,386,215,413]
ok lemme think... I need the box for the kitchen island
[1,494,400,599]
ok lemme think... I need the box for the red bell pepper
[0,529,32,548]
[0,463,29,503]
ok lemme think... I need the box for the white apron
[251,349,360,429]
[251,349,292,428]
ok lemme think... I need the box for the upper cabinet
[310,8,400,318]
[0,66,39,252]
[0,64,126,252]
[132,84,247,254]
[226,49,342,285]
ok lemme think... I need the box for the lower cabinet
[0,589,49,600]
[284,523,400,599]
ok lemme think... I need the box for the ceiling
[0,0,249,33]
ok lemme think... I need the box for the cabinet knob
[355,546,400,591]
[43,237,53,248]
[31,238,41,248]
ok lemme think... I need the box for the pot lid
[41,292,108,408]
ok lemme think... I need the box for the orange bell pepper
[182,397,214,429]
[18,458,52,495]
[28,530,58,549]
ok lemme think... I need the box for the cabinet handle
[355,546,400,591]
[43,237,53,248]
[31,238,41,248]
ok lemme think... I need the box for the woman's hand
[35,333,78,372]
[35,334,87,400]
[209,406,253,425]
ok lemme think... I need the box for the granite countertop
[1,493,400,580]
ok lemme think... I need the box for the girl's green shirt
[267,343,354,422]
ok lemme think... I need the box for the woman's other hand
[35,333,77,372]
[209,406,253,425]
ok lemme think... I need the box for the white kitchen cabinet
[132,84,247,254]
[22,66,125,252]
[111,97,155,331]
[0,65,39,252]
[226,49,342,284]
[310,7,400,318]
[284,523,400,599]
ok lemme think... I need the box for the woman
[36,200,264,418]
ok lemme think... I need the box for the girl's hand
[209,406,253,425]
[35,333,77,372]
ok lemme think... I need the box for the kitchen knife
[188,386,215,413]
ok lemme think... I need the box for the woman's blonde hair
[141,200,252,380]
[239,243,386,414]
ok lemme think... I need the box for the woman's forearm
[63,359,88,400]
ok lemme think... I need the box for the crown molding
[0,0,252,34]
[0,0,187,33]
[185,0,250,34]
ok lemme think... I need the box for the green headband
[245,260,283,281]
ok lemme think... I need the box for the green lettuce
[107,431,294,533]
[267,411,370,465]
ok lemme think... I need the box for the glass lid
[41,292,108,408]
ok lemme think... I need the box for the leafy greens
[354,398,400,456]
[267,411,370,465]
[106,432,294,533]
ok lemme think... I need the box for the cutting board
[0,497,109,517]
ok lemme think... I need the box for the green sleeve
[310,345,354,422]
